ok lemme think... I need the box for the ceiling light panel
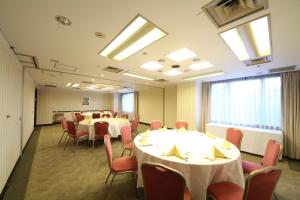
[140,61,163,71]
[66,83,72,87]
[184,71,225,81]
[123,72,154,80]
[99,15,167,61]
[220,16,271,65]
[163,69,182,76]
[166,48,197,62]
[188,61,213,71]
[72,83,80,87]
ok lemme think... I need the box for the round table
[78,118,129,139]
[133,129,244,200]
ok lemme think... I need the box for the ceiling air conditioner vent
[244,56,272,66]
[269,65,296,73]
[202,0,268,27]
[81,81,94,84]
[103,66,124,73]
[155,79,168,82]
[44,84,56,88]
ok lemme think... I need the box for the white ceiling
[0,0,299,91]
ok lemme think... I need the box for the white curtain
[210,76,281,130]
[122,93,134,120]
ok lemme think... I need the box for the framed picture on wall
[81,96,90,106]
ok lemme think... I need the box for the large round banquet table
[133,129,245,200]
[78,118,129,139]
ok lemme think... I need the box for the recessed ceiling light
[100,74,105,77]
[66,83,72,87]
[123,72,154,80]
[99,14,167,61]
[158,58,165,62]
[166,48,197,62]
[72,83,80,87]
[187,61,213,71]
[95,32,106,39]
[163,69,182,76]
[140,61,163,71]
[193,58,201,62]
[55,15,71,26]
[184,71,224,81]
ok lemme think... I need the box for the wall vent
[44,84,56,88]
[244,56,272,66]
[155,78,168,82]
[269,65,296,73]
[81,81,94,84]
[102,66,124,73]
[202,0,268,27]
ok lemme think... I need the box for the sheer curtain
[122,93,134,120]
[210,76,281,130]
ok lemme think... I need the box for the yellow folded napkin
[204,145,227,160]
[140,137,149,145]
[222,140,232,149]
[165,145,188,160]
[178,126,187,132]
[206,132,216,139]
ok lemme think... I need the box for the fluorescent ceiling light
[100,87,115,91]
[188,61,213,71]
[86,85,99,90]
[163,69,182,76]
[249,16,271,57]
[66,83,72,87]
[184,71,225,81]
[99,15,167,61]
[95,83,116,87]
[220,29,250,61]
[166,48,197,62]
[140,61,163,71]
[114,28,166,61]
[72,83,80,87]
[123,72,154,80]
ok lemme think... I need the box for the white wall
[22,70,35,148]
[36,88,113,125]
[139,88,163,124]
[177,82,201,130]
[0,32,23,193]
[164,85,177,128]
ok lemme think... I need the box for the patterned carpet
[22,124,300,200]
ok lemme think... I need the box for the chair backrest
[104,135,113,170]
[175,121,188,130]
[60,117,68,131]
[150,120,162,130]
[94,122,109,138]
[66,121,77,137]
[92,113,100,119]
[244,166,281,200]
[141,162,187,200]
[131,117,139,132]
[122,113,129,119]
[121,125,132,145]
[113,112,118,118]
[102,113,111,118]
[261,140,281,167]
[226,128,244,150]
[75,114,84,125]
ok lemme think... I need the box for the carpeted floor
[3,124,300,200]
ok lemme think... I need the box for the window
[122,93,134,113]
[210,76,281,130]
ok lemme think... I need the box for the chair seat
[112,156,137,173]
[184,187,192,200]
[95,134,105,140]
[124,142,133,150]
[207,182,243,200]
[242,160,262,174]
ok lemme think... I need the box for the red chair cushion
[77,131,88,139]
[184,188,192,200]
[242,160,262,174]
[125,142,133,150]
[207,182,244,200]
[112,156,137,173]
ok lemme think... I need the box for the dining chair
[73,112,80,122]
[207,166,281,200]
[175,121,189,130]
[102,113,111,118]
[242,139,282,174]
[226,127,244,150]
[141,162,192,200]
[122,113,129,119]
[150,120,162,130]
[103,135,137,199]
[113,112,118,118]
[64,121,88,152]
[92,113,100,119]
[75,114,84,125]
[93,121,109,148]
[121,125,133,156]
[58,117,68,144]
[130,117,139,136]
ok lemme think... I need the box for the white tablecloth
[133,130,244,200]
[78,118,129,139]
